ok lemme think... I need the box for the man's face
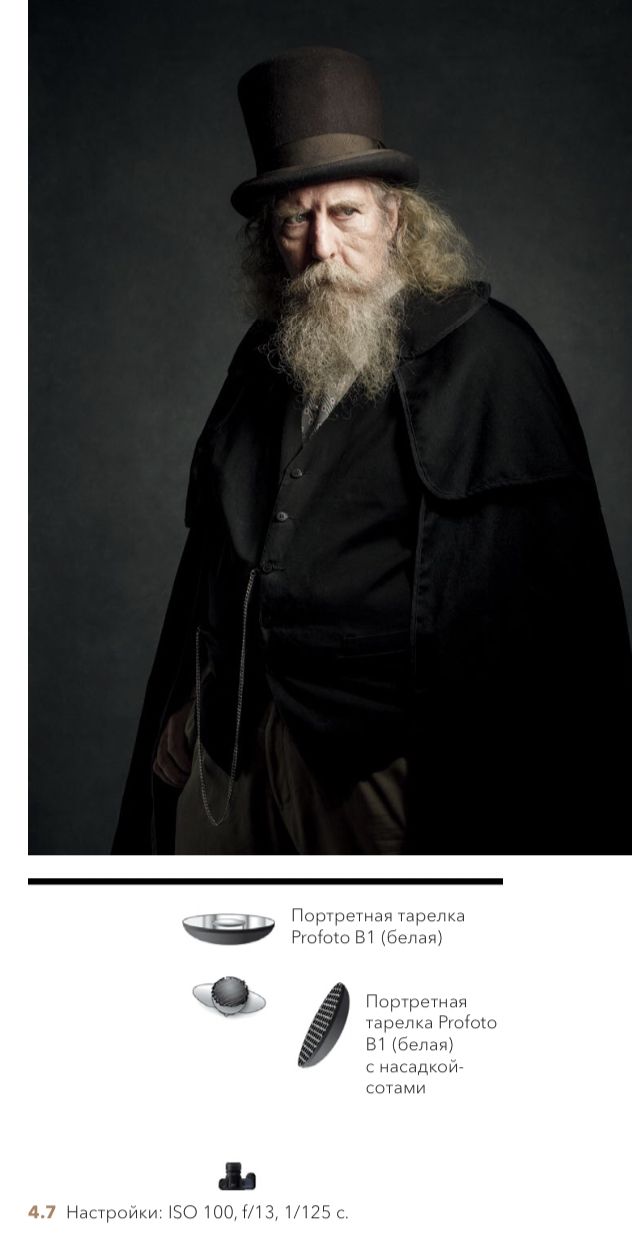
[271,179,398,280]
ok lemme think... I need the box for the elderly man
[114,46,631,855]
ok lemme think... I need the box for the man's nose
[309,214,337,261]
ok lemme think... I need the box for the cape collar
[397,281,491,361]
[394,284,593,499]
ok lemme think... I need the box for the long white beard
[269,260,404,405]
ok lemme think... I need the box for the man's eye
[337,207,358,216]
[285,213,308,225]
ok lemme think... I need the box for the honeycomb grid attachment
[298,982,349,1067]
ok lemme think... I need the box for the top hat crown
[231,46,419,217]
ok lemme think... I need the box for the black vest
[198,375,420,776]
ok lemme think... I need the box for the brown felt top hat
[231,46,419,217]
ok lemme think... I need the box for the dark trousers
[175,699,407,855]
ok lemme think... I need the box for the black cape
[114,285,632,854]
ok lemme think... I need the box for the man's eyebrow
[329,199,365,211]
[273,204,308,220]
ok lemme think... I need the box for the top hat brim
[231,148,419,217]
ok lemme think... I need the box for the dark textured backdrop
[30,0,631,853]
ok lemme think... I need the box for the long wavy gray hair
[240,180,483,320]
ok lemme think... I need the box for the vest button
[275,510,289,522]
[290,467,304,479]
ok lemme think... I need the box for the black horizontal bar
[28,877,502,886]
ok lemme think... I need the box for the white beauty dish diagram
[183,914,275,944]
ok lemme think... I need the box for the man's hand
[153,699,194,788]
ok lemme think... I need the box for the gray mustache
[286,264,376,296]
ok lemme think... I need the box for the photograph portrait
[29,0,632,855]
